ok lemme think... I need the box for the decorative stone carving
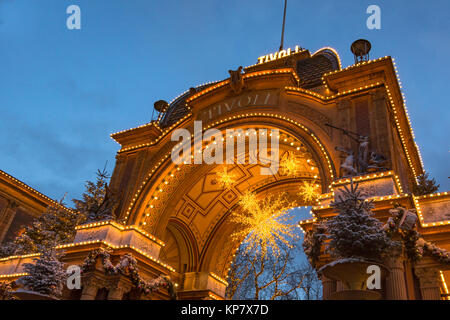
[333,175,398,201]
[80,272,108,300]
[328,124,389,177]
[228,66,245,94]
[419,199,450,224]
[106,275,133,300]
[80,285,99,300]
[357,135,370,173]
[335,147,357,177]
[80,271,134,301]
[414,267,441,300]
[198,89,279,122]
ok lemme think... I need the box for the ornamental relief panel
[334,177,398,201]
[420,199,450,224]
[197,89,280,123]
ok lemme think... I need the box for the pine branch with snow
[326,181,394,262]
[413,172,439,196]
[19,246,66,297]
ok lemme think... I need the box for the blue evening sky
[0,0,449,205]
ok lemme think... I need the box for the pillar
[106,276,132,300]
[107,286,127,300]
[415,268,441,300]
[321,276,336,300]
[336,280,344,292]
[80,285,99,300]
[385,250,408,300]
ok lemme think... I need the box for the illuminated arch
[117,112,337,276]
[125,115,335,224]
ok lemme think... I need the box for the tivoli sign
[257,45,302,64]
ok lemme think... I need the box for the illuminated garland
[420,240,450,265]
[302,222,327,268]
[384,205,422,262]
[81,248,176,298]
[384,204,450,264]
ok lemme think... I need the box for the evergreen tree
[19,246,66,297]
[72,168,116,223]
[326,181,393,262]
[0,199,84,257]
[413,172,439,196]
[12,199,83,255]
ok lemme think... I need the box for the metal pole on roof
[279,0,287,51]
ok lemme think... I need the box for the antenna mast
[279,0,287,51]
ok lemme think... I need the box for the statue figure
[326,123,389,177]
[228,66,245,94]
[357,135,370,173]
[367,151,387,171]
[336,147,357,177]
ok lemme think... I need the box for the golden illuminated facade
[0,44,449,300]
[0,170,69,244]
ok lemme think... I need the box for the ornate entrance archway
[104,47,447,300]
[109,61,342,296]
[1,45,449,301]
[131,119,334,277]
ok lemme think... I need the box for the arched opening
[124,116,336,285]
[224,206,322,300]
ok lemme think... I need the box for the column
[385,251,408,300]
[107,287,127,300]
[321,276,336,300]
[80,285,99,300]
[336,280,344,292]
[415,268,441,300]
[106,277,131,300]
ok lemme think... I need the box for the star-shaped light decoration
[215,167,236,189]
[279,153,300,176]
[298,181,320,205]
[230,191,297,256]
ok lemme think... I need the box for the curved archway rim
[123,113,337,227]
